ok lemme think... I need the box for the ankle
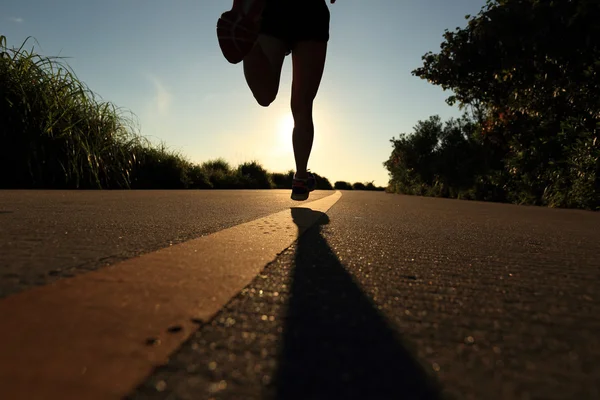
[295,171,309,180]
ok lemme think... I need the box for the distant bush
[312,172,333,190]
[200,158,235,189]
[129,144,190,189]
[238,161,272,189]
[201,158,231,175]
[342,181,385,191]
[187,164,212,189]
[364,181,385,191]
[270,170,294,189]
[334,181,353,190]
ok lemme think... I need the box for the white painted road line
[0,191,342,400]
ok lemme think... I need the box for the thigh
[291,0,330,45]
[256,34,288,78]
[291,41,328,111]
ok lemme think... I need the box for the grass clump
[1,35,142,189]
[128,143,192,189]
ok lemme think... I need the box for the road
[0,190,599,400]
[0,189,332,299]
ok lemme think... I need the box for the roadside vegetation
[334,181,385,191]
[384,0,600,210]
[1,35,384,191]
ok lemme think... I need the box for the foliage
[1,35,141,188]
[384,115,484,197]
[187,164,213,189]
[334,181,353,190]
[237,161,272,189]
[389,0,600,210]
[129,144,191,189]
[312,172,333,190]
[270,170,295,189]
[334,180,385,191]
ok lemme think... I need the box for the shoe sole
[291,192,309,201]
[216,11,258,64]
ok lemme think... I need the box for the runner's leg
[217,0,288,106]
[290,41,328,179]
[243,35,288,107]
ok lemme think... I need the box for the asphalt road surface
[0,189,331,299]
[1,190,599,400]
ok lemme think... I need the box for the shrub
[238,161,272,189]
[334,181,353,190]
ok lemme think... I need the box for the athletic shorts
[259,0,330,52]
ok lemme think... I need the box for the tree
[384,115,484,198]
[414,0,600,120]
[409,0,600,209]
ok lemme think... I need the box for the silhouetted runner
[217,0,336,201]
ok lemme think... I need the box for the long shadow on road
[271,207,442,400]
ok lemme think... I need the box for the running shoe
[216,0,265,64]
[291,172,317,201]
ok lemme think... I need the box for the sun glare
[275,113,295,152]
[279,113,294,136]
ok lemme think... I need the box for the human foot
[291,172,316,201]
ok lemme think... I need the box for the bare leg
[243,35,287,107]
[290,41,328,178]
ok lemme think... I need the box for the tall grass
[1,35,144,188]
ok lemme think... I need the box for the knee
[254,90,277,107]
[256,96,274,107]
[290,97,314,119]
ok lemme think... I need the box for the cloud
[145,74,172,115]
[10,17,24,23]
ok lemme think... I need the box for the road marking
[0,191,342,400]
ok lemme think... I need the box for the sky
[2,0,488,187]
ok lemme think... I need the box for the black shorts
[259,0,330,51]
